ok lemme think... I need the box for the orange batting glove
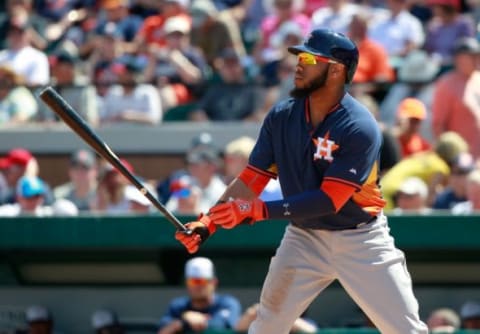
[208,198,267,229]
[175,215,216,253]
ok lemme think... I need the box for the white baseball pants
[248,215,428,334]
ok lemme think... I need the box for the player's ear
[329,63,346,83]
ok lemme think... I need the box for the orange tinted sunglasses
[186,278,211,287]
[297,52,339,65]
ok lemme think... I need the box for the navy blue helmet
[288,28,359,83]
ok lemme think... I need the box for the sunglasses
[297,52,339,65]
[186,278,211,287]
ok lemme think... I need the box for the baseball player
[176,29,428,333]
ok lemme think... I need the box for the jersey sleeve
[323,123,382,189]
[248,110,278,178]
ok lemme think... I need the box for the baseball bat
[39,86,187,232]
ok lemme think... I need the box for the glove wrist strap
[199,214,217,235]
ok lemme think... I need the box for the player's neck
[308,87,345,126]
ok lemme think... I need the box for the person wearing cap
[101,55,162,125]
[125,183,156,214]
[53,149,98,212]
[460,300,480,329]
[94,159,135,214]
[393,98,431,158]
[91,309,125,334]
[424,0,475,66]
[0,65,38,125]
[41,51,98,126]
[147,15,207,111]
[427,307,460,333]
[0,148,53,206]
[189,0,246,65]
[0,176,53,216]
[451,168,480,214]
[157,257,241,334]
[184,140,227,213]
[0,12,49,86]
[25,304,57,334]
[433,152,475,209]
[381,131,469,211]
[391,176,432,215]
[166,175,202,215]
[432,37,480,159]
[189,47,264,121]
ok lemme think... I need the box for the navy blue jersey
[249,93,385,230]
[158,294,241,331]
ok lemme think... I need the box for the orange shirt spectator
[395,98,431,157]
[432,37,480,158]
[348,13,394,83]
[353,38,395,83]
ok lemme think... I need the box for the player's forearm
[218,178,257,203]
[265,189,336,220]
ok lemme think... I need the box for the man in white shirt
[0,19,49,86]
[101,57,162,125]
[311,0,360,35]
[368,0,424,58]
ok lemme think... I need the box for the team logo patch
[313,131,339,162]
[238,202,251,212]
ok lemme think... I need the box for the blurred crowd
[4,257,480,333]
[0,127,479,216]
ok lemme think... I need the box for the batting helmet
[288,28,359,83]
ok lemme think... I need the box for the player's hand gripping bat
[39,86,190,233]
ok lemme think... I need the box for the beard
[289,66,329,99]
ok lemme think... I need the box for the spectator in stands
[311,0,360,34]
[147,16,206,111]
[348,12,395,84]
[185,142,227,213]
[252,0,309,66]
[433,152,475,210]
[379,49,440,141]
[391,176,432,214]
[368,0,424,60]
[51,198,79,217]
[223,136,282,200]
[0,16,49,86]
[393,98,431,158]
[166,175,202,215]
[189,0,246,65]
[452,168,480,214]
[424,0,475,66]
[189,48,264,121]
[25,305,55,334]
[93,159,133,214]
[0,148,53,205]
[101,57,162,125]
[54,149,97,212]
[95,0,142,43]
[380,131,469,211]
[460,300,480,329]
[125,184,155,214]
[157,257,241,334]
[432,37,480,159]
[0,176,52,216]
[41,51,98,126]
[235,303,317,333]
[0,65,38,125]
[0,0,48,51]
[135,0,191,51]
[427,307,460,333]
[91,309,125,334]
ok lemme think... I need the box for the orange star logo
[313,131,339,162]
